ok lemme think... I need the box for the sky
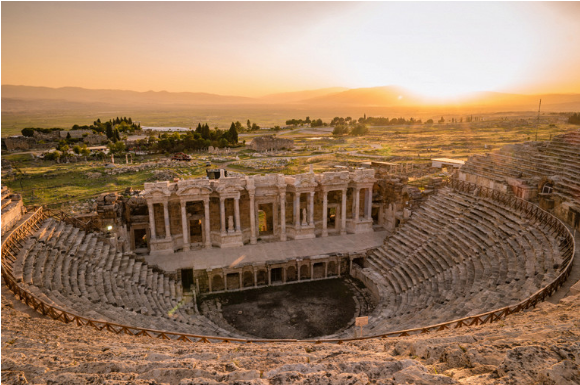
[2,1,580,98]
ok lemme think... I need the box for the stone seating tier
[12,217,235,338]
[358,187,564,335]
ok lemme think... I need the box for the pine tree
[228,122,238,144]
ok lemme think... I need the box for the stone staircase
[3,281,579,385]
[356,187,566,335]
[460,129,580,200]
[10,217,237,337]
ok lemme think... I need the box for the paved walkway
[144,231,387,272]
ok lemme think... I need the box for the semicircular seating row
[459,130,580,200]
[11,218,238,337]
[354,187,566,335]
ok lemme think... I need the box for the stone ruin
[1,186,25,236]
[248,135,294,152]
[3,129,107,151]
[458,129,580,232]
[2,130,579,385]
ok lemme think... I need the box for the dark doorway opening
[189,219,203,242]
[271,267,283,283]
[134,228,148,249]
[181,269,194,293]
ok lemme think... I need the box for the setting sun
[2,2,580,98]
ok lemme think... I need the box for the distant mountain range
[3,84,580,111]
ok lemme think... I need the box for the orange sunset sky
[2,1,580,98]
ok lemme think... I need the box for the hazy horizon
[3,2,580,100]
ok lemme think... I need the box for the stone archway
[257,269,268,285]
[299,264,310,280]
[327,261,337,276]
[243,271,254,288]
[212,274,224,292]
[286,266,297,282]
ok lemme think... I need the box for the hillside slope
[2,279,579,385]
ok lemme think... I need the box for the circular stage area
[200,279,357,339]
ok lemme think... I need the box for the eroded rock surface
[2,286,579,385]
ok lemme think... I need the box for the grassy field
[2,111,577,210]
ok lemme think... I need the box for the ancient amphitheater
[2,130,580,384]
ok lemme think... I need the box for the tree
[247,119,251,130]
[228,122,238,144]
[108,141,126,155]
[57,141,69,153]
[66,132,72,140]
[349,124,369,136]
[332,125,349,136]
[21,128,35,137]
[425,119,434,125]
[44,151,61,161]
[568,113,580,125]
[106,122,114,139]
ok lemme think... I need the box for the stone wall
[4,136,37,151]
[1,187,24,236]
[249,136,294,152]
[59,129,93,139]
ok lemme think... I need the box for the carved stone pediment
[141,182,171,198]
[350,169,376,184]
[318,171,350,186]
[176,186,212,196]
[176,180,212,197]
[253,174,285,188]
[293,173,318,188]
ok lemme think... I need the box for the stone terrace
[458,129,580,204]
[354,186,568,336]
[9,217,239,337]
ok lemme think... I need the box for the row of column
[293,192,315,229]
[219,197,241,235]
[148,186,373,246]
[353,187,373,221]
[181,199,211,250]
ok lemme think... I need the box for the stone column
[337,257,342,277]
[324,261,328,278]
[341,189,347,235]
[294,193,301,229]
[239,270,243,289]
[322,190,328,237]
[220,197,226,235]
[204,199,211,248]
[267,266,272,285]
[181,201,189,251]
[208,270,213,293]
[234,197,241,233]
[310,262,314,280]
[308,192,315,226]
[282,266,287,283]
[249,191,257,244]
[253,266,258,288]
[163,201,171,239]
[148,202,157,240]
[365,188,372,219]
[223,270,227,291]
[297,262,301,281]
[280,192,287,241]
[354,188,360,222]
